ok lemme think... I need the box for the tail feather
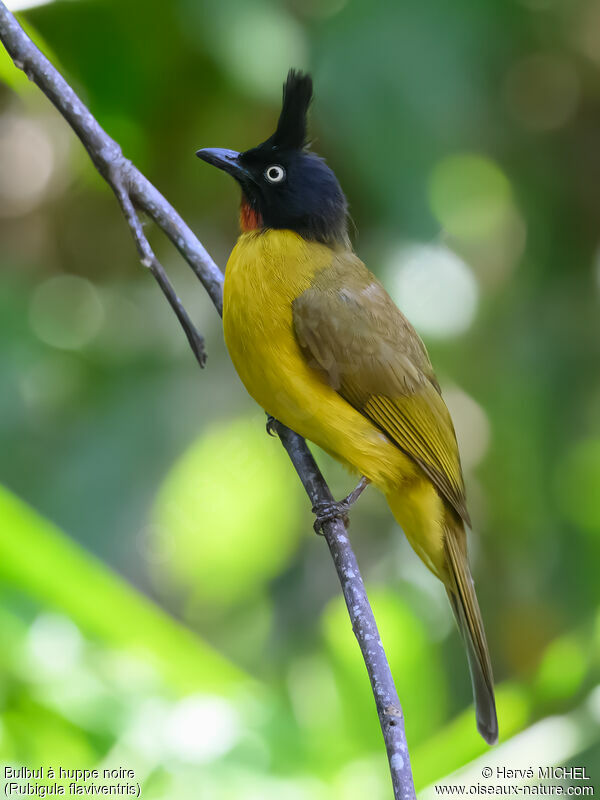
[445,523,498,745]
[386,483,498,744]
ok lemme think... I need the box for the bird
[196,69,498,745]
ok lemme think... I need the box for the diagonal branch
[0,5,416,797]
[274,422,413,798]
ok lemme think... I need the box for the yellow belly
[223,230,417,493]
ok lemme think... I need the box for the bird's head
[196,70,348,245]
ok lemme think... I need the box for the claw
[266,415,277,437]
[311,477,370,535]
[312,500,350,534]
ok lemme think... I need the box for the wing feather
[293,251,470,525]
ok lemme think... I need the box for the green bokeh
[429,154,512,241]
[151,416,302,607]
[555,438,600,536]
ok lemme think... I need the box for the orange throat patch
[240,198,263,232]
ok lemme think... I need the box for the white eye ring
[264,165,286,183]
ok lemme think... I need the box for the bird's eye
[264,165,286,184]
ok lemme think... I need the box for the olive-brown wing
[292,253,470,525]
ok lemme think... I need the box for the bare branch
[273,421,414,799]
[111,175,206,368]
[0,4,416,797]
[0,5,223,313]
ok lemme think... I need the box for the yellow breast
[222,229,417,491]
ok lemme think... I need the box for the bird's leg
[264,412,369,533]
[343,475,371,507]
[312,476,371,534]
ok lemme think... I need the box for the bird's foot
[312,500,350,534]
[266,415,278,436]
[312,476,370,535]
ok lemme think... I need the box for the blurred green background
[1,0,599,796]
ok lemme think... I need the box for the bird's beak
[195,147,248,180]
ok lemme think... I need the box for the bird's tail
[386,482,498,744]
[444,514,498,745]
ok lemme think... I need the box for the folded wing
[292,251,470,525]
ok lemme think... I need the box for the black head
[196,70,348,245]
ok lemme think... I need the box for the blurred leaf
[555,438,600,537]
[0,484,246,693]
[535,634,588,704]
[151,415,303,608]
[0,15,63,100]
[1,696,96,767]
[412,683,531,789]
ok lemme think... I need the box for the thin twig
[0,5,416,796]
[0,4,223,315]
[112,175,206,367]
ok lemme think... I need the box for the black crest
[197,68,348,244]
[270,69,313,150]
